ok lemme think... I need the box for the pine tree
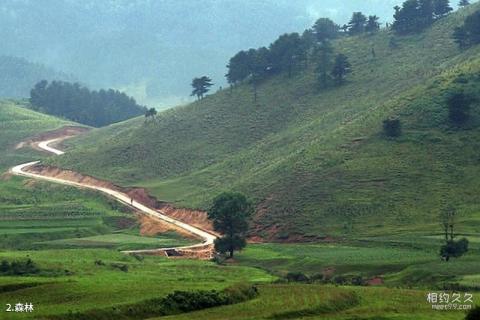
[433,0,453,18]
[191,76,214,100]
[348,12,367,35]
[365,15,381,33]
[331,54,352,85]
[313,41,334,88]
[313,18,339,43]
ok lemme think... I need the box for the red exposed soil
[366,277,384,286]
[25,163,217,237]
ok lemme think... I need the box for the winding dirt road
[10,136,217,258]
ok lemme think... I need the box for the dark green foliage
[110,263,129,272]
[312,18,339,43]
[29,80,145,127]
[0,259,40,275]
[465,306,480,320]
[144,107,157,122]
[348,12,367,35]
[453,10,480,49]
[459,0,470,6]
[365,15,381,33]
[382,118,402,137]
[191,76,213,100]
[226,51,252,85]
[208,192,252,258]
[285,272,310,282]
[268,33,306,77]
[161,290,229,313]
[440,238,469,260]
[447,91,472,126]
[331,54,352,85]
[392,0,452,35]
[434,0,453,17]
[214,236,247,258]
[313,41,334,88]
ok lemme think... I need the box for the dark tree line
[392,0,453,35]
[453,9,480,49]
[29,80,146,127]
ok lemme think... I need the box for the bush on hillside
[447,91,472,126]
[285,272,310,282]
[0,259,40,276]
[440,238,469,261]
[383,118,402,137]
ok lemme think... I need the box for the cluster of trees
[453,9,480,49]
[225,16,355,101]
[0,259,39,275]
[29,80,146,127]
[392,0,453,35]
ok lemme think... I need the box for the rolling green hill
[50,4,480,240]
[0,100,76,171]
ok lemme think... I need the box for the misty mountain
[0,55,73,99]
[0,0,420,108]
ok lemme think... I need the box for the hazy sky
[0,0,464,108]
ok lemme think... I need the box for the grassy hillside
[51,4,480,240]
[0,100,74,171]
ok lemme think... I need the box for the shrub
[440,238,469,261]
[0,259,40,276]
[286,272,310,282]
[161,290,229,314]
[447,91,472,126]
[383,118,402,137]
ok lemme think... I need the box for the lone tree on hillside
[144,108,157,123]
[331,54,351,85]
[439,204,469,261]
[447,91,472,126]
[208,192,253,259]
[191,76,213,100]
[458,0,470,6]
[383,118,402,137]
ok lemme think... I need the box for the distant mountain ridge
[0,55,74,99]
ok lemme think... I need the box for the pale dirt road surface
[10,136,217,257]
